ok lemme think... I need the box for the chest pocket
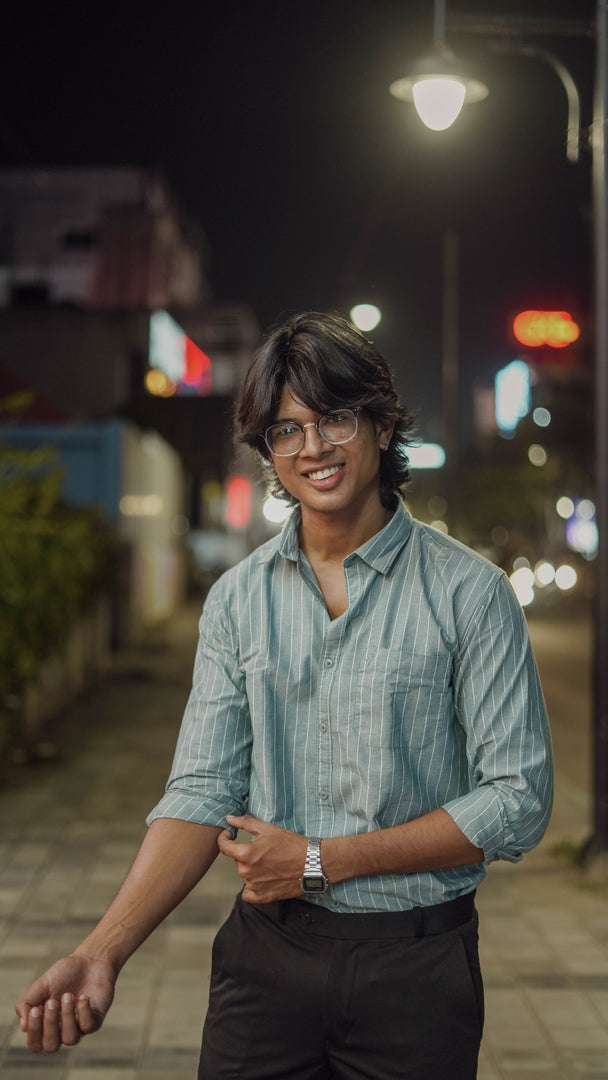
[355,647,453,749]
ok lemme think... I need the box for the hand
[15,953,117,1053]
[218,813,308,903]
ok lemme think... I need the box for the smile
[305,464,344,481]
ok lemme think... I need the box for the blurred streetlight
[350,303,382,331]
[389,1,608,861]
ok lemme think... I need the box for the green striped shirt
[148,500,553,912]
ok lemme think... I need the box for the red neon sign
[513,310,580,349]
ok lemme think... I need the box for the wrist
[320,835,360,884]
[72,927,134,975]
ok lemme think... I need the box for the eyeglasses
[263,407,363,457]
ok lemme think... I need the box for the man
[16,311,553,1078]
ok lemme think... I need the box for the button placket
[318,619,345,820]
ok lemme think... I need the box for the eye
[324,411,349,424]
[274,422,300,437]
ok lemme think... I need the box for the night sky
[1,0,597,442]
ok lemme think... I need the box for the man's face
[269,386,394,521]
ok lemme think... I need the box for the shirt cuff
[146,789,247,829]
[442,787,521,865]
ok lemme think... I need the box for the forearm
[73,819,222,971]
[321,808,484,884]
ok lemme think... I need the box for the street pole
[592,0,608,856]
[442,230,459,522]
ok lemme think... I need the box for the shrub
[0,441,115,709]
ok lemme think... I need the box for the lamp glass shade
[412,77,467,130]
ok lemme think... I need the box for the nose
[301,421,330,455]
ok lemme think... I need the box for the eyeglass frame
[262,406,364,457]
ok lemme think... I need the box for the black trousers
[198,892,484,1080]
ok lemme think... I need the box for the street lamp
[389,0,488,130]
[390,1,608,864]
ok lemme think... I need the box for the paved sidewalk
[0,600,606,1079]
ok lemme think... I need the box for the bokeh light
[556,496,575,520]
[555,565,577,590]
[532,407,551,427]
[510,566,535,607]
[350,304,382,332]
[528,444,547,467]
[263,495,292,524]
[534,561,555,587]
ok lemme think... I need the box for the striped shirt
[147,500,553,912]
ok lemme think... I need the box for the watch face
[303,875,326,892]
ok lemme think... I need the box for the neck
[299,500,392,564]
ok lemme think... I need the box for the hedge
[0,439,115,747]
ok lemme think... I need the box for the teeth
[307,465,342,481]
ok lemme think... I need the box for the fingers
[225,813,262,835]
[24,1005,43,1052]
[42,999,62,1053]
[217,830,236,856]
[26,999,61,1053]
[76,993,101,1035]
[23,995,85,1053]
[60,993,81,1045]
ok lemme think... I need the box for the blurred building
[0,166,260,635]
[0,166,206,311]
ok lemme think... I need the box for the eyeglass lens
[267,409,358,456]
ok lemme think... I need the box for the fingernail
[47,999,57,1011]
[62,992,73,1005]
[30,1007,40,1019]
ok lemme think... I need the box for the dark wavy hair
[235,311,415,510]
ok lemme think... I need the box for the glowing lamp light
[533,407,551,428]
[408,443,446,469]
[556,496,575,519]
[145,368,177,397]
[350,304,382,332]
[566,498,599,558]
[555,565,578,590]
[225,476,251,530]
[513,310,580,349]
[495,360,530,435]
[263,495,292,525]
[528,444,548,467]
[567,517,599,558]
[412,77,467,130]
[510,566,535,607]
[389,50,488,132]
[534,561,556,587]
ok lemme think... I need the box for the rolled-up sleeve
[146,596,251,828]
[442,574,554,863]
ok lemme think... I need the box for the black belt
[246,890,476,940]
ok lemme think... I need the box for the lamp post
[390,1,608,859]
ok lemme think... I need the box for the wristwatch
[300,837,329,895]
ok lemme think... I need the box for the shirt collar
[268,498,412,573]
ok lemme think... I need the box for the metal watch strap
[300,837,329,894]
[303,837,323,875]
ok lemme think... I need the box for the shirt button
[319,790,328,800]
[319,722,328,733]
[324,658,333,668]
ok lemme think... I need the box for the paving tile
[1,1044,73,1070]
[138,1047,200,1071]
[67,1072,137,1080]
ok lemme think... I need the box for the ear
[374,417,395,451]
